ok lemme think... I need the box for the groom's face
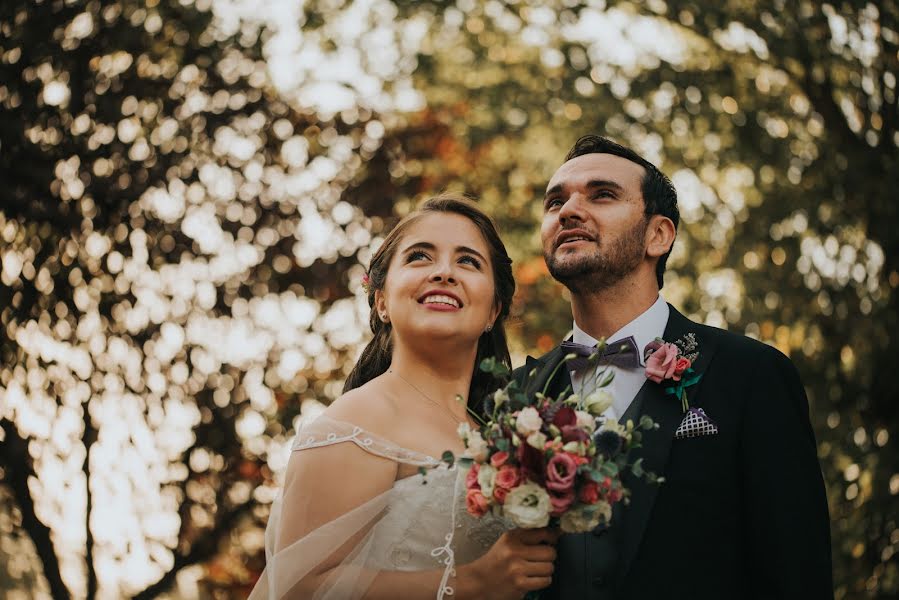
[541,153,649,293]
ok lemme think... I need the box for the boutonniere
[644,333,702,413]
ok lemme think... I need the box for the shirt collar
[571,295,670,367]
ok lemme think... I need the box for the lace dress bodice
[369,469,510,571]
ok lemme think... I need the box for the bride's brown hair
[343,192,515,415]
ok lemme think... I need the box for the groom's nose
[558,192,587,224]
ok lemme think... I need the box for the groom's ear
[645,214,676,259]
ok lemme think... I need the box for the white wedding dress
[249,415,511,599]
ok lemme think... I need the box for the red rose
[552,405,577,428]
[466,488,490,517]
[490,451,510,468]
[546,452,577,493]
[466,463,480,490]
[495,465,521,490]
[579,480,600,504]
[607,486,623,504]
[517,441,545,485]
[561,424,590,443]
[493,486,509,504]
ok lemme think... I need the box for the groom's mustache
[553,227,598,251]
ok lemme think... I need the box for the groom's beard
[544,219,647,294]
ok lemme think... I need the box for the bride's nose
[428,261,457,284]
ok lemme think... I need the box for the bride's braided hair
[343,192,515,417]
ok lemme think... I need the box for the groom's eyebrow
[543,179,624,199]
[544,183,563,200]
[585,179,624,192]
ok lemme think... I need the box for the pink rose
[672,357,691,381]
[466,463,480,490]
[578,480,600,504]
[546,452,578,493]
[490,451,510,468]
[495,464,521,491]
[466,489,490,517]
[645,342,679,383]
[549,489,576,516]
[493,485,509,504]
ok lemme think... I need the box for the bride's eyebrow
[401,241,435,255]
[401,241,486,262]
[457,246,486,262]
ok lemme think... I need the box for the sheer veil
[248,413,502,599]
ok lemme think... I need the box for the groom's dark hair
[565,135,680,289]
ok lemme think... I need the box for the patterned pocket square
[675,407,718,439]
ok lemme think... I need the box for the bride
[250,193,559,599]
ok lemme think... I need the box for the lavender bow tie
[561,336,641,371]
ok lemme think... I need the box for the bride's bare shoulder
[323,378,400,438]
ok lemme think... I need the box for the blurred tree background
[0,0,895,598]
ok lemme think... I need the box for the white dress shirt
[570,295,670,421]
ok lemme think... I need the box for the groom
[515,135,833,599]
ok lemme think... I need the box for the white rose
[526,431,547,450]
[477,464,497,498]
[515,407,543,436]
[584,390,614,416]
[575,410,596,432]
[559,501,612,533]
[502,482,551,528]
[463,429,488,462]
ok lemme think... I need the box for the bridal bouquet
[446,353,659,534]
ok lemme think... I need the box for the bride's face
[376,212,500,347]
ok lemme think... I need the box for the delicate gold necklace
[388,369,468,427]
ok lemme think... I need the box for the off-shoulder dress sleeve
[248,414,465,600]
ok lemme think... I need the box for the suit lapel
[618,305,719,579]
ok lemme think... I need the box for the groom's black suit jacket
[512,305,832,600]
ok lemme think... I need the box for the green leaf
[631,458,644,478]
[441,451,455,467]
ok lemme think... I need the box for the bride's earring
[380,312,390,323]
[484,324,492,333]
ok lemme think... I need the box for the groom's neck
[570,279,659,340]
